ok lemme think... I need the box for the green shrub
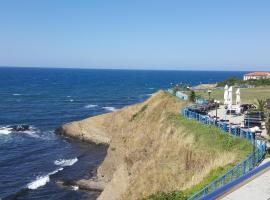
[130,105,148,121]
[146,191,188,200]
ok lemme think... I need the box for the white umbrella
[236,88,241,106]
[235,88,241,114]
[224,85,228,106]
[228,86,233,109]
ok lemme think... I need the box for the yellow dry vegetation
[61,90,251,200]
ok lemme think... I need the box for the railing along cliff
[182,108,266,200]
[168,89,266,200]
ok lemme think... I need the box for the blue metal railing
[200,159,270,200]
[181,108,266,200]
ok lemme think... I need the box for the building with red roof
[243,72,270,80]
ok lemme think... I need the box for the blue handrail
[200,160,270,200]
[181,108,266,200]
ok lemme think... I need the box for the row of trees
[217,77,270,87]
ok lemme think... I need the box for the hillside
[58,90,252,200]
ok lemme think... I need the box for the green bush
[189,90,196,102]
[146,191,188,200]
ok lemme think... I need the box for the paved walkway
[208,106,244,125]
[221,158,270,200]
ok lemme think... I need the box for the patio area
[208,105,268,139]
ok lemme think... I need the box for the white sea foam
[84,104,98,109]
[146,93,154,97]
[27,175,50,190]
[27,168,63,190]
[0,127,12,135]
[69,99,74,102]
[71,185,79,191]
[103,106,117,112]
[0,125,40,137]
[12,93,21,96]
[23,130,41,138]
[50,167,64,175]
[19,125,41,138]
[54,158,78,167]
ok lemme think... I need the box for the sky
[0,0,270,71]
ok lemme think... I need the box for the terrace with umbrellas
[169,84,270,146]
[207,85,268,139]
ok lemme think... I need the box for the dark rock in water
[8,124,31,132]
[55,126,64,135]
[56,179,104,192]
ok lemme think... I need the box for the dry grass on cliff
[101,91,251,200]
[63,90,252,200]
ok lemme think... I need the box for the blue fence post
[243,160,246,174]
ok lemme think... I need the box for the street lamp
[214,100,220,124]
[208,90,212,100]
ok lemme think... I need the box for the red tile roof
[244,72,270,76]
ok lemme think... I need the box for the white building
[243,72,270,80]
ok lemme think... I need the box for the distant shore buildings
[243,72,270,80]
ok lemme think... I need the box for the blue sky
[0,0,270,70]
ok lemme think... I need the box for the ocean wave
[54,157,78,167]
[23,130,41,138]
[103,106,117,112]
[84,104,98,109]
[0,125,41,138]
[0,126,13,135]
[27,168,63,190]
[71,185,79,191]
[12,93,21,96]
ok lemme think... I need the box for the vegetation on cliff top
[144,110,252,200]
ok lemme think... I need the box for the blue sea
[0,67,245,199]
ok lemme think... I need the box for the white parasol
[235,88,241,114]
[227,86,233,110]
[224,85,229,106]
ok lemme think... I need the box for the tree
[172,85,180,95]
[255,99,270,136]
[265,109,270,136]
[189,90,196,102]
[255,99,266,112]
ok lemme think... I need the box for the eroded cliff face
[58,91,238,200]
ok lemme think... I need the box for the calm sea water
[0,67,245,199]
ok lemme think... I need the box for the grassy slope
[195,86,270,104]
[145,93,252,200]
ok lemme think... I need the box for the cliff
[58,90,251,200]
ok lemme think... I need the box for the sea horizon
[0,65,260,72]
